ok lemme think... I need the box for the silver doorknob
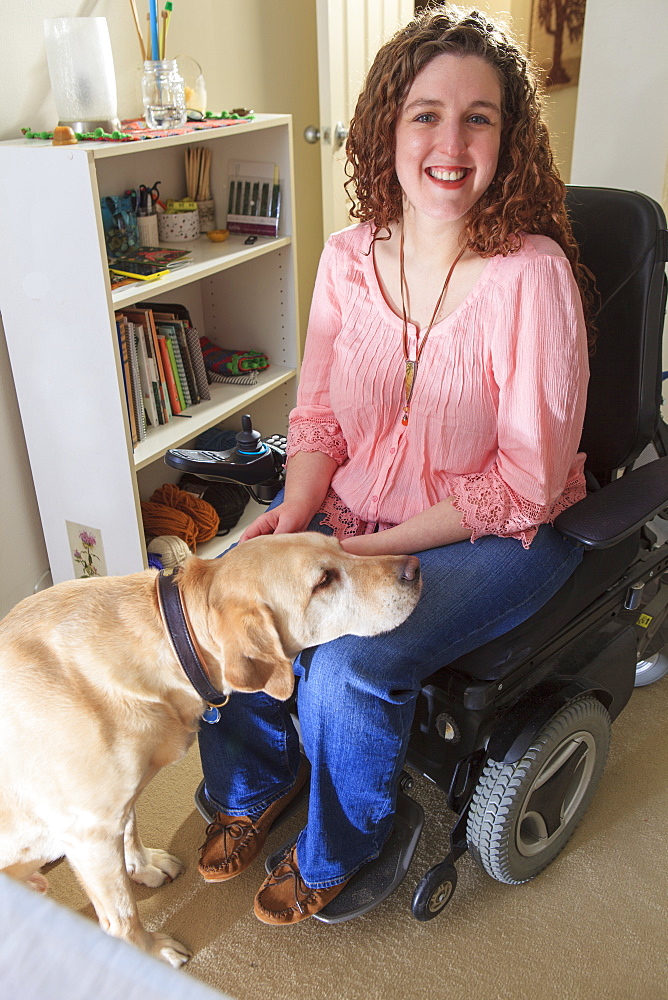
[333,121,349,149]
[304,122,349,149]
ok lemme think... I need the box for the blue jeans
[198,495,583,888]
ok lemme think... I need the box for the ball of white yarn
[147,535,192,568]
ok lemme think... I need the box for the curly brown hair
[345,4,594,328]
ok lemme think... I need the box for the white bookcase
[0,115,299,583]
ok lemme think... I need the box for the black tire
[412,862,458,921]
[466,696,611,885]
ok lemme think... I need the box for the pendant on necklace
[402,360,416,425]
[404,359,416,399]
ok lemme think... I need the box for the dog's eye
[313,568,339,591]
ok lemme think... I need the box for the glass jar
[141,59,186,130]
[175,55,208,114]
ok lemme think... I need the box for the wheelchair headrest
[566,186,668,477]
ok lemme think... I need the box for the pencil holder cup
[137,211,159,245]
[141,59,187,130]
[197,199,216,233]
[158,210,199,242]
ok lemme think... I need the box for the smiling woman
[196,4,593,927]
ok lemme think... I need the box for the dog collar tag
[202,705,221,724]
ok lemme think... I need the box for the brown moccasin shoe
[253,844,349,924]
[198,761,308,883]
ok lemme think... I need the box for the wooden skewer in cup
[185,147,215,231]
[128,0,147,61]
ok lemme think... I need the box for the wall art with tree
[530,0,587,90]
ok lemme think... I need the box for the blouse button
[371,495,378,503]
[390,447,396,454]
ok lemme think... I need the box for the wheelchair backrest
[565,186,668,481]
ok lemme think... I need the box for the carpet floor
[46,676,668,1000]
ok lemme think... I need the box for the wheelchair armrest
[554,455,668,548]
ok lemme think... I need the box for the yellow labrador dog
[0,533,420,966]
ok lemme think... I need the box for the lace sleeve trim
[450,469,587,549]
[317,488,395,538]
[286,418,348,465]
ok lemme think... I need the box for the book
[109,273,141,291]
[176,324,200,404]
[154,317,196,407]
[116,319,138,445]
[144,302,210,403]
[109,246,192,267]
[157,336,182,415]
[165,334,187,411]
[185,325,211,401]
[118,303,212,428]
[121,308,171,423]
[127,322,147,441]
[133,321,160,428]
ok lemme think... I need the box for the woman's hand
[240,450,339,544]
[239,503,315,542]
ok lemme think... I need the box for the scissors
[138,182,166,212]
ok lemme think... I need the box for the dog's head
[181,533,421,702]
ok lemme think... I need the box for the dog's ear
[219,602,295,701]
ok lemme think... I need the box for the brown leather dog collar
[155,567,229,722]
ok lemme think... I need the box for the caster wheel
[635,649,668,686]
[467,696,611,885]
[411,862,457,921]
[635,611,668,687]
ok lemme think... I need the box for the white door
[309,0,415,242]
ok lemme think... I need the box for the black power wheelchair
[167,186,668,923]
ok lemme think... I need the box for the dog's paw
[150,932,191,968]
[128,849,185,887]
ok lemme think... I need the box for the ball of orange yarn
[141,501,199,550]
[149,483,220,546]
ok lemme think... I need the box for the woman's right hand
[239,503,314,542]
[239,449,339,543]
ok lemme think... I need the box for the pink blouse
[287,223,589,548]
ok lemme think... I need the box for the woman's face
[394,52,502,225]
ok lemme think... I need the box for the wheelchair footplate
[264,776,425,924]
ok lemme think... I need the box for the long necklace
[399,227,466,425]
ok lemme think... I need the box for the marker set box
[226,160,281,238]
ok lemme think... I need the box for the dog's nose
[399,556,420,582]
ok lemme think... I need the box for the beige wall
[571,0,668,209]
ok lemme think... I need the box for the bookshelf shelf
[0,116,300,583]
[111,234,292,309]
[132,365,296,470]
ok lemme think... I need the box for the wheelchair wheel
[466,696,611,885]
[635,650,668,686]
[412,862,457,921]
[635,613,668,686]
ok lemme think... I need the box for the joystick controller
[164,414,286,502]
[234,414,265,457]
